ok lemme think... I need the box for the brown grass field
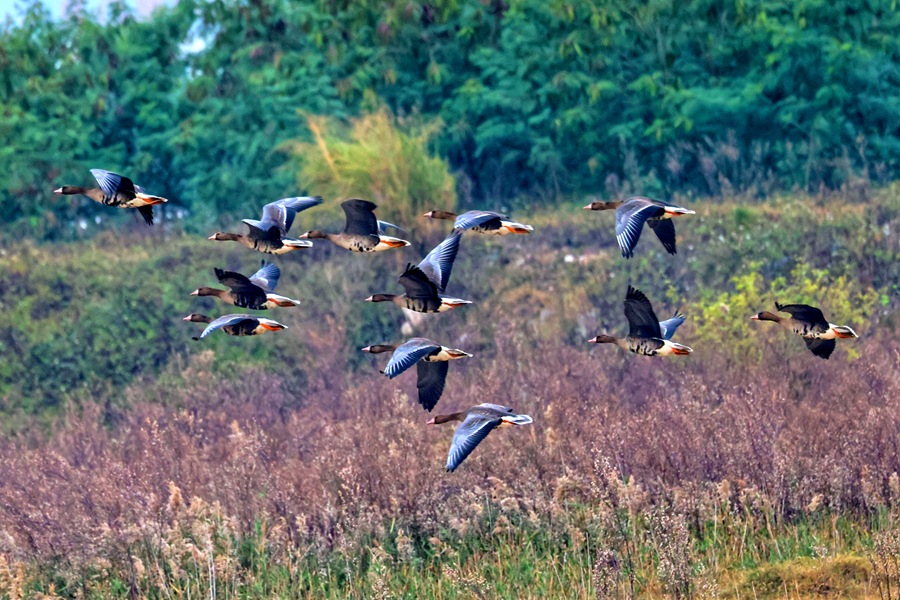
[3,188,900,598]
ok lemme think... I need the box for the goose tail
[665,206,695,216]
[671,343,693,355]
[502,414,534,426]
[501,220,534,234]
[832,325,858,339]
[663,340,693,355]
[282,238,314,249]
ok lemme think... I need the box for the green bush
[283,109,456,224]
[691,263,878,363]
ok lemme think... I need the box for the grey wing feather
[454,211,504,231]
[623,285,663,339]
[647,218,677,255]
[90,169,135,197]
[242,218,276,232]
[416,360,449,411]
[261,196,322,234]
[137,205,154,226]
[776,303,829,330]
[341,199,379,236]
[446,414,500,472]
[615,200,664,259]
[198,314,256,339]
[417,230,462,292]
[476,402,514,414]
[214,268,258,292]
[377,220,407,235]
[658,312,686,340]
[383,338,441,379]
[398,264,439,299]
[249,261,280,292]
[804,337,836,359]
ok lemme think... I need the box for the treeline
[2,0,900,237]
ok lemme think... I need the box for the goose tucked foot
[501,222,534,234]
[831,325,858,339]
[375,236,411,250]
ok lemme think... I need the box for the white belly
[124,194,168,208]
[437,297,473,312]
[372,236,410,251]
[262,294,301,309]
[655,340,693,356]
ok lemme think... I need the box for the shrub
[283,109,457,225]
[691,262,879,363]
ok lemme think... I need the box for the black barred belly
[224,320,261,336]
[403,297,442,313]
[232,292,268,310]
[250,238,284,254]
[628,338,664,356]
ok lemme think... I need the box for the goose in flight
[362,338,472,411]
[300,199,410,252]
[366,230,471,313]
[589,286,692,356]
[584,196,694,258]
[423,209,533,235]
[191,261,301,310]
[183,313,288,340]
[751,303,858,359]
[428,403,533,472]
[54,169,168,226]
[209,196,322,254]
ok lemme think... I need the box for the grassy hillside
[2,186,900,598]
[1,185,896,419]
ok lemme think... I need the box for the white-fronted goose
[583,196,694,258]
[362,338,472,411]
[365,230,471,313]
[299,199,410,252]
[751,303,858,359]
[54,169,168,226]
[423,210,533,234]
[427,403,533,472]
[209,196,322,254]
[589,286,693,356]
[191,261,300,310]
[183,313,287,340]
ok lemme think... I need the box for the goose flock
[55,170,860,471]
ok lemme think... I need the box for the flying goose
[427,403,533,472]
[191,261,301,309]
[423,210,533,234]
[362,338,472,411]
[209,196,322,254]
[299,199,410,252]
[54,169,168,226]
[751,303,858,359]
[589,286,693,356]
[365,230,471,312]
[183,313,287,340]
[583,196,694,258]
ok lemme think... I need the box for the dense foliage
[2,0,900,237]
